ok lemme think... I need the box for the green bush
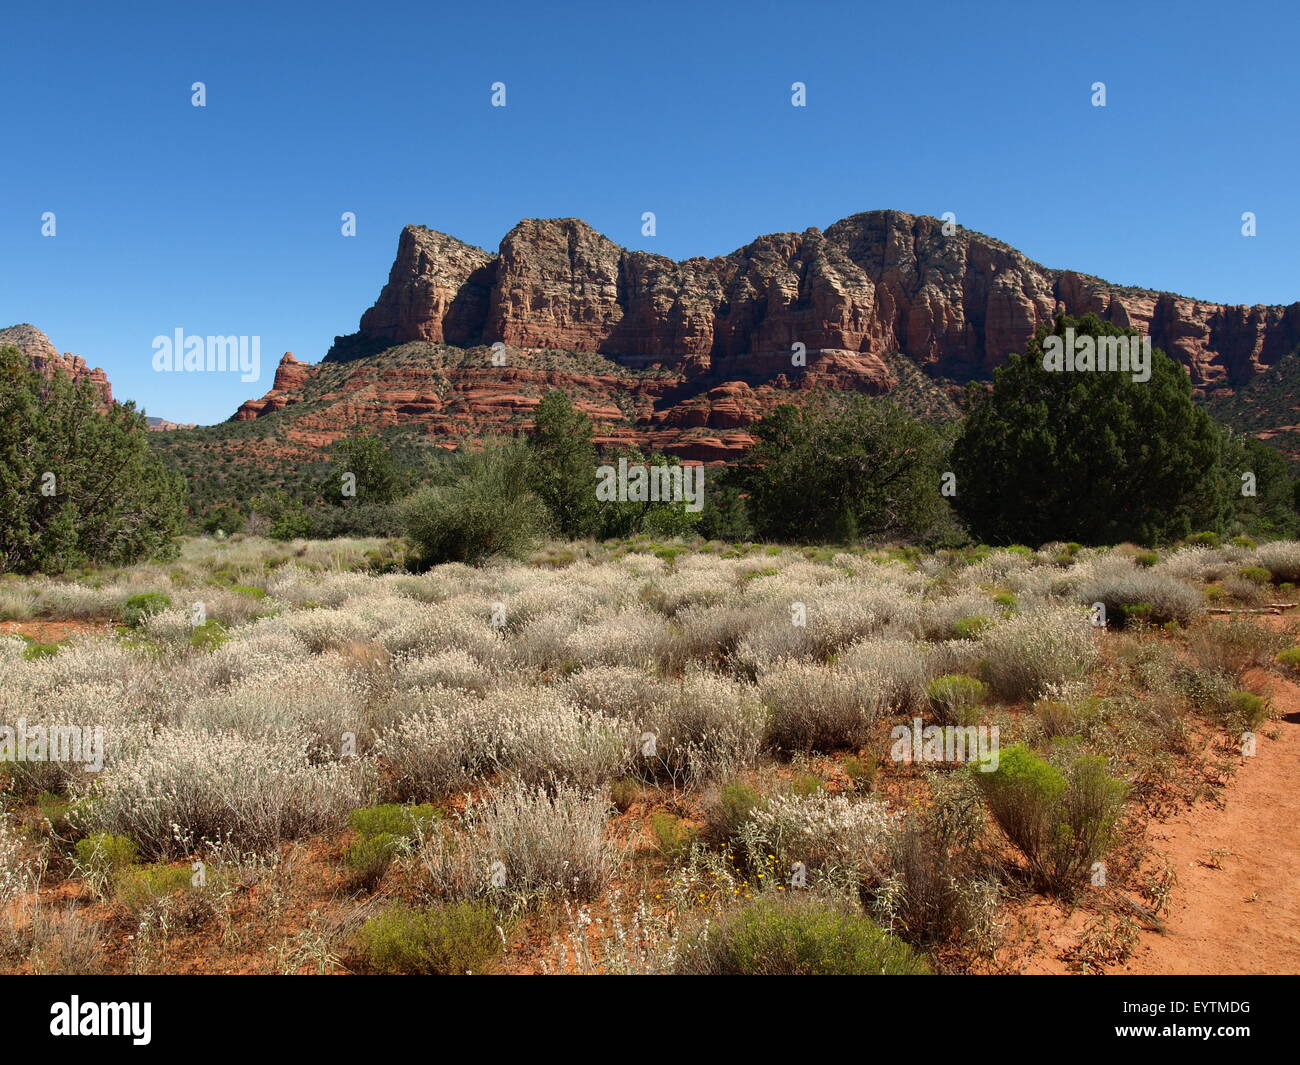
[1276,647,1300,671]
[343,833,400,891]
[1135,551,1159,568]
[1186,531,1221,548]
[114,863,192,916]
[650,812,698,862]
[707,780,763,844]
[123,592,171,628]
[925,675,987,725]
[74,833,138,877]
[349,803,438,839]
[674,898,931,975]
[0,346,185,574]
[843,754,878,791]
[975,745,1127,891]
[1237,566,1272,585]
[402,440,549,566]
[357,902,502,975]
[343,804,440,890]
[189,619,228,650]
[1226,691,1270,732]
[953,615,993,640]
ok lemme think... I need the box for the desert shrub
[1035,697,1103,741]
[357,901,501,975]
[837,638,931,712]
[1225,691,1270,732]
[376,686,634,800]
[113,863,193,919]
[80,728,372,858]
[750,791,894,875]
[650,812,699,862]
[1237,566,1273,585]
[843,753,878,792]
[978,606,1098,702]
[1252,542,1300,582]
[123,592,171,628]
[344,834,399,892]
[924,675,987,726]
[875,773,998,953]
[633,673,768,786]
[73,833,137,880]
[349,803,438,840]
[1224,577,1268,604]
[23,905,108,975]
[674,897,930,975]
[438,782,618,905]
[1135,551,1159,568]
[402,440,549,566]
[975,745,1127,891]
[1076,562,1203,627]
[758,661,884,753]
[189,619,228,650]
[705,779,764,845]
[952,615,992,640]
[1186,531,1221,548]
[609,777,641,812]
[1186,618,1285,678]
[343,804,440,890]
[1276,647,1300,672]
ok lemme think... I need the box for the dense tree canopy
[0,346,186,573]
[950,315,1225,546]
[736,395,950,543]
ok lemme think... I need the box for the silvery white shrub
[80,727,373,858]
[978,604,1099,701]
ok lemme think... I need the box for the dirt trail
[1108,666,1300,975]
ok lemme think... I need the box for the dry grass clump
[977,605,1099,702]
[1073,557,1203,626]
[376,685,634,799]
[758,661,885,753]
[416,781,619,906]
[79,728,373,858]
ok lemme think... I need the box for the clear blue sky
[3,0,1296,425]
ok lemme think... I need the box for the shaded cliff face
[0,323,113,405]
[334,210,1300,392]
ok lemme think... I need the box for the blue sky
[3,0,1296,424]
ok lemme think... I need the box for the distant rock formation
[0,323,113,405]
[335,210,1300,392]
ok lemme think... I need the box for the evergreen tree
[737,395,949,543]
[950,315,1224,545]
[0,346,185,573]
[328,429,403,505]
[527,391,600,537]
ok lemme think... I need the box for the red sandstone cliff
[0,323,113,405]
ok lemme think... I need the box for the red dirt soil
[0,620,113,642]
[1106,666,1300,975]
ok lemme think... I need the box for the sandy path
[1108,667,1300,975]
